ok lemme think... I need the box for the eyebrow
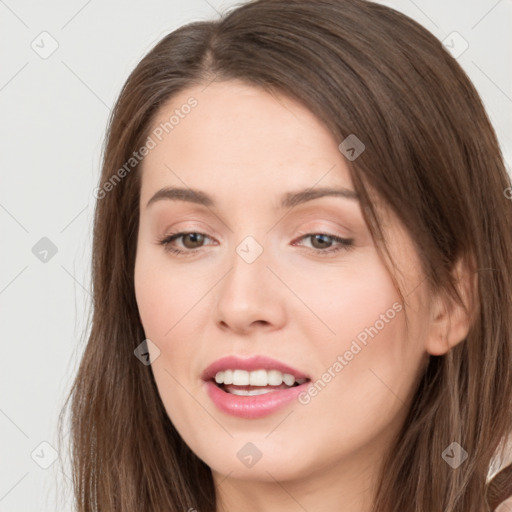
[145,186,359,210]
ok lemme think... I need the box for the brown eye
[180,233,206,249]
[158,231,214,256]
[292,232,354,257]
[309,234,334,249]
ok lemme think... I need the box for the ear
[426,255,477,356]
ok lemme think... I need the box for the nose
[214,238,287,335]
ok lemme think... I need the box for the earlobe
[426,256,478,356]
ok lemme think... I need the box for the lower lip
[204,380,310,419]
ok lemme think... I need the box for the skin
[134,80,471,512]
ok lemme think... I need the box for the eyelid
[293,222,353,239]
[294,213,355,237]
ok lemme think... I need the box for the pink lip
[201,355,311,419]
[204,380,310,419]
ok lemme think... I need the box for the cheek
[134,250,208,433]
[293,252,418,420]
[290,250,402,348]
[133,247,215,394]
[134,247,205,340]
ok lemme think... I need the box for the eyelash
[157,231,354,258]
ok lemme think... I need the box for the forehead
[139,80,355,203]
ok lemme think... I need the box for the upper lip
[201,355,310,381]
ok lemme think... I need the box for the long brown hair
[59,0,512,510]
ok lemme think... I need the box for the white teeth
[213,369,306,387]
[223,369,233,385]
[232,369,250,385]
[283,373,295,386]
[249,369,268,386]
[267,369,282,385]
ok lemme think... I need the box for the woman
[60,0,512,510]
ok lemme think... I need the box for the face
[134,80,432,488]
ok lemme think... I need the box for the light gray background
[1,0,511,510]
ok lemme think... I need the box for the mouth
[201,356,312,418]
[211,369,310,396]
